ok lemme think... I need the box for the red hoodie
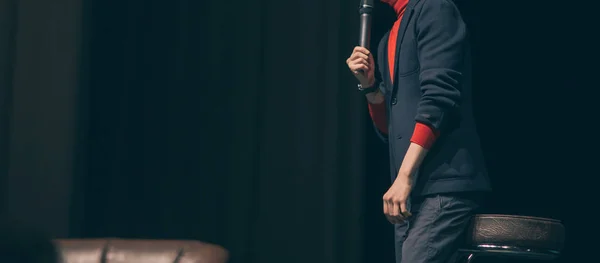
[367,0,439,149]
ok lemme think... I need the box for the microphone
[358,0,374,50]
[358,0,374,75]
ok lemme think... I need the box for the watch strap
[358,83,378,95]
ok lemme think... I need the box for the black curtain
[72,0,367,263]
[0,0,588,263]
[0,0,84,236]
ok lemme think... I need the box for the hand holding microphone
[346,0,375,88]
[346,47,375,88]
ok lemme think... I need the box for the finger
[353,52,369,61]
[350,53,369,62]
[398,201,409,222]
[353,46,371,56]
[348,56,368,65]
[384,201,394,224]
[349,59,369,69]
[388,202,400,224]
[392,202,405,223]
[349,61,369,72]
[353,58,370,68]
[400,202,412,219]
[350,63,369,73]
[352,61,370,71]
[358,64,369,72]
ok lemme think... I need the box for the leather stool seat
[54,239,229,263]
[457,214,565,262]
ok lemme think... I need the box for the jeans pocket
[439,193,481,214]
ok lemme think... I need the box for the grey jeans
[394,192,482,263]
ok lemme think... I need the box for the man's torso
[377,0,491,196]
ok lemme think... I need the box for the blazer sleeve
[370,37,390,144]
[414,0,466,131]
[370,81,389,144]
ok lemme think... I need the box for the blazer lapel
[391,0,419,92]
[381,31,392,91]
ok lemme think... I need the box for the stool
[455,214,565,262]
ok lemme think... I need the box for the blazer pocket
[396,40,420,76]
[397,67,419,77]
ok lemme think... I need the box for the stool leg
[452,253,476,263]
[465,254,476,263]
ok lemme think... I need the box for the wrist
[397,169,412,179]
[361,78,375,88]
[395,171,414,185]
[365,90,384,104]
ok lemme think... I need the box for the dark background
[0,0,587,263]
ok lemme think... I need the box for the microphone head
[360,0,375,8]
[359,0,375,13]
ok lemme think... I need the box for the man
[346,0,491,262]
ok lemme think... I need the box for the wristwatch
[358,83,378,95]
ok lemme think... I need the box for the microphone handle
[359,13,372,50]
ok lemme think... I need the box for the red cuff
[368,102,388,134]
[410,122,439,149]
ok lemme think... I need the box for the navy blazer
[374,0,491,195]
